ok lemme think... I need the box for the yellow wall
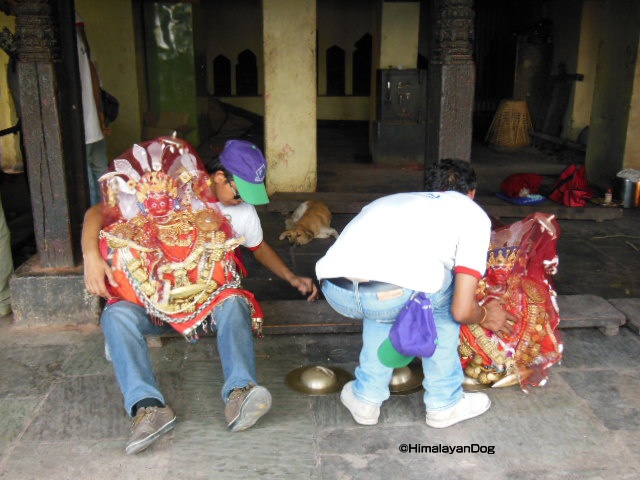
[380,2,420,69]
[76,0,142,159]
[569,0,602,140]
[623,32,640,170]
[220,96,370,121]
[0,11,21,173]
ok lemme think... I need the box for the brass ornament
[389,362,424,396]
[285,365,353,396]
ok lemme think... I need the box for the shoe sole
[426,398,491,429]
[125,416,177,455]
[228,386,272,432]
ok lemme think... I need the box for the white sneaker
[425,392,491,428]
[340,381,380,425]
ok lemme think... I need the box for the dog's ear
[279,231,290,241]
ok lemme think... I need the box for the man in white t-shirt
[76,12,111,205]
[316,159,516,428]
[82,139,318,454]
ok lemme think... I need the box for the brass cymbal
[389,362,424,396]
[285,365,354,396]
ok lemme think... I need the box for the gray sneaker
[125,406,177,455]
[225,384,272,432]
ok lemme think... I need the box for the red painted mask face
[144,192,174,217]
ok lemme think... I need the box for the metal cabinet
[371,69,427,166]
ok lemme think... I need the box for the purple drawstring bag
[377,292,438,368]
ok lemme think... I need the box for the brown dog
[279,200,339,246]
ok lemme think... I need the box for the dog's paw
[315,227,340,239]
[279,231,291,241]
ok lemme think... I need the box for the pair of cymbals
[285,363,424,396]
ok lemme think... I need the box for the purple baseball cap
[219,140,269,205]
[378,293,438,368]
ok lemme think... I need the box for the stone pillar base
[9,256,102,328]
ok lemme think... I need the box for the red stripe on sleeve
[247,241,262,252]
[455,266,483,280]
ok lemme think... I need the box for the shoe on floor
[125,406,177,455]
[340,380,380,425]
[425,392,491,428]
[225,384,272,432]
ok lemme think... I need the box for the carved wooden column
[14,0,86,269]
[425,0,475,177]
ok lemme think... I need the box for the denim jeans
[101,296,258,416]
[85,139,109,206]
[321,278,463,411]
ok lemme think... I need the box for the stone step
[267,192,623,221]
[261,295,628,336]
[10,262,629,338]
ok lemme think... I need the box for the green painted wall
[143,2,199,145]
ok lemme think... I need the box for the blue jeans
[321,278,463,411]
[101,296,258,416]
[86,139,109,206]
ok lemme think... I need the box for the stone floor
[0,321,639,479]
[1,122,640,479]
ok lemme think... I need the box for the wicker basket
[485,100,533,150]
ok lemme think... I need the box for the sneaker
[340,380,380,425]
[125,406,177,455]
[425,392,491,428]
[225,384,272,432]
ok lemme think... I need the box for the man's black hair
[202,156,233,182]
[423,158,477,194]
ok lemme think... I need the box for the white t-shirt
[76,13,104,145]
[214,201,264,250]
[316,191,491,293]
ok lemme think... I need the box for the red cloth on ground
[499,173,545,198]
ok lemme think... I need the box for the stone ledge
[9,256,102,329]
[557,294,626,336]
[607,298,640,335]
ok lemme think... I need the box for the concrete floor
[1,123,640,479]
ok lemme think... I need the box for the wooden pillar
[425,0,475,176]
[14,0,87,268]
[262,0,317,194]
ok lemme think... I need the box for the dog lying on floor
[279,200,339,246]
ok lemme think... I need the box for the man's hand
[289,275,319,302]
[83,250,118,299]
[481,299,518,336]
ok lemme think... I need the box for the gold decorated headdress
[486,246,519,270]
[135,171,179,203]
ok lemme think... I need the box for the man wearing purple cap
[316,159,516,428]
[82,138,318,454]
